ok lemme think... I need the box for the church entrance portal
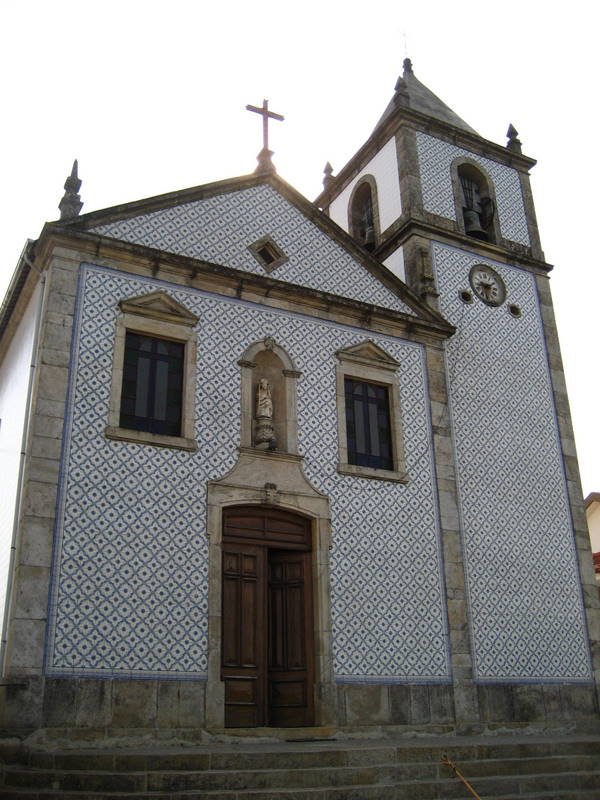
[221,506,315,728]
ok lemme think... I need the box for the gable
[119,291,199,325]
[336,340,400,370]
[85,183,417,316]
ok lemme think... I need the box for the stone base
[1,676,598,740]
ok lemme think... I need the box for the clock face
[469,265,506,307]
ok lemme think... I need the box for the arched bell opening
[348,176,380,252]
[452,159,499,245]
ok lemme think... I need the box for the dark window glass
[257,245,276,265]
[120,332,184,436]
[344,378,393,470]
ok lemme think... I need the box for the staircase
[1,733,600,798]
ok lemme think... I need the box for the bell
[463,208,489,241]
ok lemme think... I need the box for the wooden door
[268,549,314,727]
[222,507,314,728]
[221,542,267,727]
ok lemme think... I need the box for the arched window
[349,179,378,252]
[456,163,496,244]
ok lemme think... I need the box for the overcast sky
[2,0,598,496]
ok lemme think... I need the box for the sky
[1,0,598,496]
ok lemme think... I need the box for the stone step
[2,767,600,798]
[4,755,600,793]
[14,736,600,773]
[2,781,600,800]
[495,794,600,800]
[0,786,396,800]
[2,736,600,799]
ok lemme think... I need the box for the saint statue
[256,378,273,419]
[254,378,276,449]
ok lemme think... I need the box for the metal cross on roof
[246,98,284,153]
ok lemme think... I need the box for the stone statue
[254,378,276,450]
[256,378,273,419]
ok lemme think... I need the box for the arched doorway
[221,505,315,728]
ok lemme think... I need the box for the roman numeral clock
[469,264,506,306]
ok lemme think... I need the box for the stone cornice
[0,240,42,365]
[374,217,554,275]
[33,228,457,344]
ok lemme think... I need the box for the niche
[238,338,301,455]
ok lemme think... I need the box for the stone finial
[58,159,83,220]
[394,75,410,107]
[403,57,413,75]
[506,123,522,154]
[323,162,335,191]
[255,147,276,175]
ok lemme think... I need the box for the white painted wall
[329,137,402,235]
[0,284,41,625]
[383,246,405,283]
[586,497,600,553]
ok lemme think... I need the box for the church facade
[0,61,598,736]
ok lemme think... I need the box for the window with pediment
[105,291,198,451]
[335,341,407,482]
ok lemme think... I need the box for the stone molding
[238,338,301,454]
[105,298,198,451]
[335,340,408,483]
[206,447,334,730]
[346,174,382,249]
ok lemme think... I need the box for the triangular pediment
[59,176,422,319]
[119,291,198,326]
[336,340,400,370]
[49,173,454,335]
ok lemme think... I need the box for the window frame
[247,235,289,274]
[335,342,407,483]
[105,293,198,451]
[343,377,394,471]
[119,331,185,437]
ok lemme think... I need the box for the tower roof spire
[374,61,478,135]
[58,159,83,220]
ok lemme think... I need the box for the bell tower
[317,59,599,712]
[316,58,544,303]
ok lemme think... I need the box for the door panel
[268,550,314,727]
[221,542,266,727]
[222,507,314,728]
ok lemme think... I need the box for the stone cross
[246,99,284,153]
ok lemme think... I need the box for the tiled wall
[434,242,591,681]
[45,264,450,682]
[91,184,412,315]
[417,133,530,246]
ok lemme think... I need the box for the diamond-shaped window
[248,235,288,273]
